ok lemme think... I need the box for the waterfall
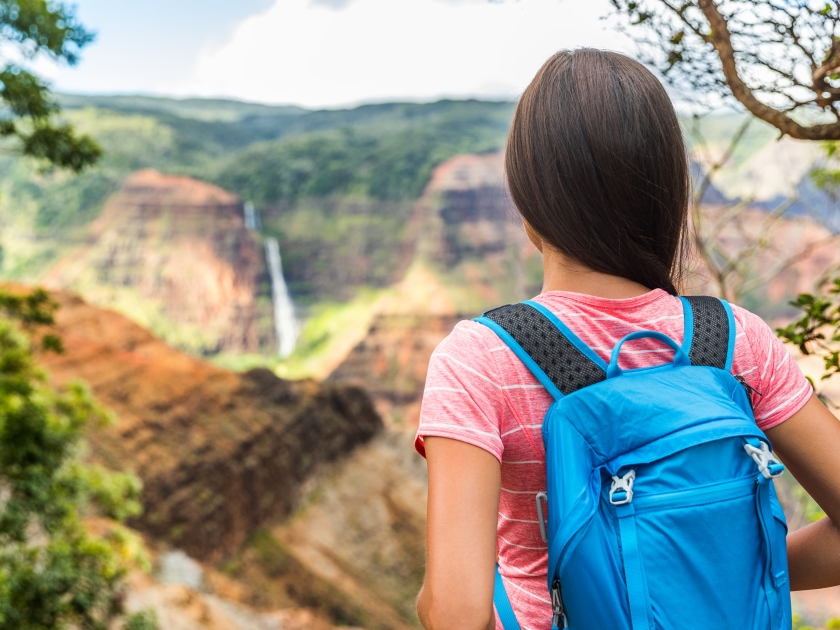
[265,237,299,358]
[243,201,261,231]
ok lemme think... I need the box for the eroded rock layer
[328,313,462,427]
[31,288,381,562]
[45,169,274,354]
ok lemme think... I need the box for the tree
[0,6,156,628]
[0,0,100,171]
[0,288,155,629]
[777,279,840,388]
[605,1,840,305]
[682,113,840,304]
[610,0,840,355]
[610,0,840,140]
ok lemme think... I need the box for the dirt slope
[26,287,381,563]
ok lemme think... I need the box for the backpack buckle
[744,442,785,480]
[609,470,636,505]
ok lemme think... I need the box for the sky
[42,0,632,109]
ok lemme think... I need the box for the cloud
[175,0,631,108]
[309,0,355,10]
[43,0,275,96]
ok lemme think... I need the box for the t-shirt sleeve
[415,320,507,462]
[731,305,812,431]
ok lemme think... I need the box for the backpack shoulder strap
[493,565,521,630]
[474,300,607,401]
[679,295,736,372]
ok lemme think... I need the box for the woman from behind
[415,48,840,630]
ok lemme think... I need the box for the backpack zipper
[735,374,763,408]
[551,579,568,628]
[629,475,756,512]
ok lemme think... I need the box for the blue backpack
[474,296,791,630]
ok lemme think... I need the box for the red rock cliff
[28,287,381,562]
[45,169,274,354]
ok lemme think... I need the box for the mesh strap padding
[484,303,606,396]
[683,296,730,369]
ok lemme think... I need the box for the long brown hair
[505,49,690,295]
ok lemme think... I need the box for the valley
[2,94,840,628]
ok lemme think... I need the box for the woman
[414,48,840,630]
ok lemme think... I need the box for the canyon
[11,285,379,627]
[3,95,840,628]
[34,286,380,562]
[42,169,277,355]
[42,151,840,628]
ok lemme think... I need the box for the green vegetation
[213,100,514,204]
[0,94,518,364]
[0,288,154,629]
[56,93,307,124]
[777,280,840,391]
[212,288,387,379]
[0,7,158,628]
[0,89,789,369]
[0,0,101,172]
[262,197,416,303]
[0,95,514,280]
[792,613,840,629]
[122,611,160,630]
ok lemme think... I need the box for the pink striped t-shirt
[416,289,811,630]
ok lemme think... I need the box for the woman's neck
[540,245,652,300]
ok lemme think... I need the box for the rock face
[33,288,382,562]
[324,153,538,426]
[327,313,462,427]
[261,197,418,303]
[416,152,542,309]
[273,431,428,630]
[325,153,537,427]
[44,169,275,354]
[429,152,520,265]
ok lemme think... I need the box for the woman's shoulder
[728,302,783,349]
[727,301,812,430]
[418,318,513,461]
[428,316,541,392]
[431,318,503,364]
[441,318,500,343]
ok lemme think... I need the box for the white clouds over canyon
[174,0,627,107]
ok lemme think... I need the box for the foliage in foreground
[793,612,840,629]
[610,0,840,141]
[777,279,840,391]
[0,288,156,629]
[775,199,840,398]
[0,0,100,171]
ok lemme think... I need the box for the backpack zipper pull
[735,374,763,401]
[551,579,568,628]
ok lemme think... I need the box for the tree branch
[741,233,840,294]
[697,0,840,139]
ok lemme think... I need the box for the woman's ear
[522,218,544,253]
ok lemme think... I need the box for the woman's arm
[766,393,840,590]
[417,437,501,630]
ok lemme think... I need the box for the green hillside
[1,93,776,287]
[0,95,514,277]
[0,94,785,371]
